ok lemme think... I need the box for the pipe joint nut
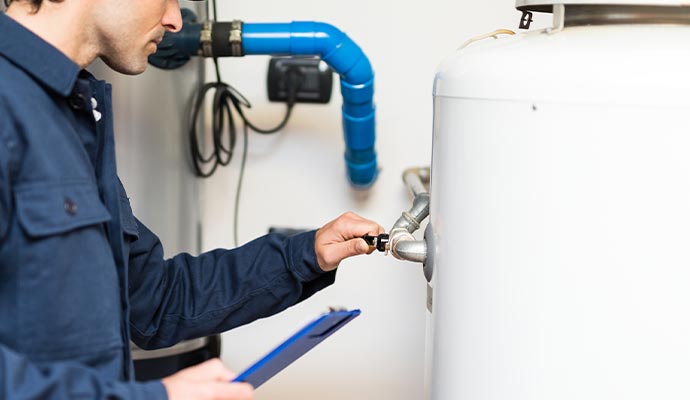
[229,20,244,56]
[200,20,213,57]
[401,211,421,232]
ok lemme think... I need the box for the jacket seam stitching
[165,271,292,322]
[129,271,295,341]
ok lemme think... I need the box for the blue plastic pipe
[243,22,378,188]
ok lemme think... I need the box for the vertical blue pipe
[243,22,378,189]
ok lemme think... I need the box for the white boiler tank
[428,1,690,399]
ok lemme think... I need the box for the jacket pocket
[13,181,124,359]
[15,180,111,237]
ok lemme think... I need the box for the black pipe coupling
[209,19,244,58]
[149,9,244,70]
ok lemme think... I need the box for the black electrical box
[267,57,333,104]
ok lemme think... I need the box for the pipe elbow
[393,240,427,264]
[311,22,373,85]
[311,22,345,52]
[304,22,376,188]
[242,22,373,84]
[390,229,428,264]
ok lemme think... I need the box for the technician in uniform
[0,0,384,398]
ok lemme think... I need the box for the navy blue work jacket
[0,12,335,399]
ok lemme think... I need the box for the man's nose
[162,0,183,33]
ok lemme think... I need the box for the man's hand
[162,358,254,400]
[315,212,385,271]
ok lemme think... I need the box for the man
[0,0,384,398]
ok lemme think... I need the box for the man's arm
[128,213,382,350]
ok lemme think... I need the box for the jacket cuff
[286,230,333,282]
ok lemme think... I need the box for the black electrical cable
[190,0,300,246]
[188,74,296,246]
[188,65,296,178]
[233,123,248,248]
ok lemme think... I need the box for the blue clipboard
[231,308,361,388]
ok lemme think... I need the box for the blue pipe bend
[243,22,378,189]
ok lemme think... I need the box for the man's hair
[3,0,64,11]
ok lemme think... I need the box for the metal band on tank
[564,5,690,26]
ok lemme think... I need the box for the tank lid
[516,0,690,12]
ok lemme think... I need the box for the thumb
[338,238,371,258]
[319,238,369,271]
[353,237,371,254]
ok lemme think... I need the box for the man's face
[94,0,182,75]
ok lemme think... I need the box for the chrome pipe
[389,167,431,265]
[392,167,431,234]
[391,235,427,264]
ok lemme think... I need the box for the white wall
[200,1,549,399]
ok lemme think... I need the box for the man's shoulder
[0,54,60,132]
[0,54,55,102]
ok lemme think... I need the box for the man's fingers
[178,358,236,382]
[315,212,385,271]
[206,382,254,400]
[163,360,253,400]
[329,213,384,241]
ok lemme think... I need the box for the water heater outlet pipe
[389,167,431,263]
[392,167,431,233]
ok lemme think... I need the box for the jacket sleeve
[0,343,166,400]
[128,219,337,350]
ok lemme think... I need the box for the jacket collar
[0,12,80,97]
